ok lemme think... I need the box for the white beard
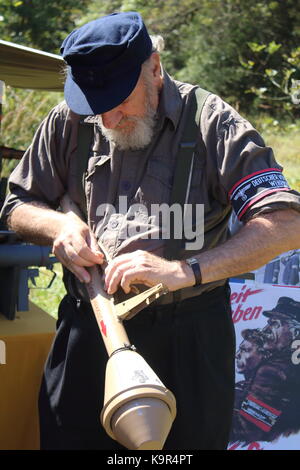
[98,111,157,151]
[98,81,158,151]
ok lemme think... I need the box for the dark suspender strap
[76,119,94,220]
[164,87,210,261]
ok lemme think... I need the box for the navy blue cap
[60,12,153,115]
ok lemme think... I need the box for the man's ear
[150,52,163,87]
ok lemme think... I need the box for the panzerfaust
[60,194,177,450]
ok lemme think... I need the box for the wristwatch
[185,257,202,286]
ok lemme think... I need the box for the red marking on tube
[100,320,107,337]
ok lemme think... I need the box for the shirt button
[110,220,119,229]
[121,180,131,191]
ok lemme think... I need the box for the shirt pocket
[138,157,173,205]
[85,154,111,180]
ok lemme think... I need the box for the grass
[264,131,300,192]
[1,87,64,179]
[251,115,300,192]
[29,264,66,319]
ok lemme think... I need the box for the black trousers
[39,283,235,450]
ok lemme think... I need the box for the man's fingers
[105,251,154,294]
[105,256,133,293]
[105,254,154,294]
[54,239,100,268]
[120,269,153,294]
[72,234,104,265]
[72,243,104,266]
[53,228,104,269]
[54,244,91,283]
[103,250,184,294]
[106,266,127,294]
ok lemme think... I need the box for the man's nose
[101,109,123,129]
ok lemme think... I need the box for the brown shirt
[2,70,300,300]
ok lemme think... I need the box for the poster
[228,252,300,450]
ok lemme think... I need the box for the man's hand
[53,216,104,284]
[104,250,195,294]
[9,202,104,284]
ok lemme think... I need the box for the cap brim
[64,66,141,115]
[263,310,289,320]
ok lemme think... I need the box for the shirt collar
[156,68,183,131]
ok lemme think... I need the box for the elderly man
[261,296,300,353]
[1,12,300,450]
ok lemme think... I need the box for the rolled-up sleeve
[1,102,75,225]
[201,94,300,222]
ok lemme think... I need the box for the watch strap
[186,258,202,286]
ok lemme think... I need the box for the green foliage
[1,0,300,115]
[29,264,66,319]
[178,0,300,115]
[244,44,300,116]
[248,114,300,192]
[1,87,63,177]
[109,0,300,116]
[0,0,90,53]
[76,0,123,26]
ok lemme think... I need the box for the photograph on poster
[254,250,300,287]
[228,281,300,450]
